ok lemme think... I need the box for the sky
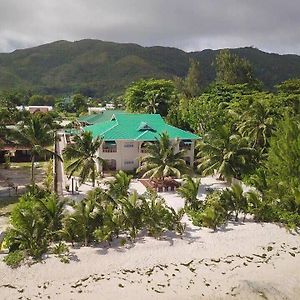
[0,0,300,54]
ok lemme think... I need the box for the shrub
[3,250,25,268]
[187,191,228,231]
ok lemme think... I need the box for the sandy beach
[1,177,300,299]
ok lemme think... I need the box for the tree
[124,79,177,116]
[38,194,66,240]
[63,197,102,246]
[72,94,88,114]
[108,170,133,199]
[215,49,256,85]
[237,99,276,150]
[175,59,205,98]
[197,126,256,181]
[118,191,144,240]
[137,132,189,180]
[276,79,300,116]
[13,115,61,184]
[63,131,104,187]
[221,183,248,221]
[265,116,300,214]
[177,175,201,210]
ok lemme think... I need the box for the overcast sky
[1,0,300,54]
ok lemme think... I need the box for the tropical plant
[108,170,133,199]
[237,100,275,150]
[13,114,61,184]
[63,131,104,187]
[221,183,248,221]
[215,49,256,85]
[118,191,144,240]
[138,132,190,180]
[124,79,176,116]
[196,126,256,181]
[94,205,122,244]
[177,175,201,210]
[5,197,49,259]
[63,197,103,246]
[188,191,227,231]
[141,192,172,238]
[38,195,66,240]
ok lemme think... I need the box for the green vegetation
[1,40,300,98]
[1,40,300,268]
[63,131,104,187]
[124,79,176,116]
[10,114,61,184]
[137,132,190,180]
[177,175,201,210]
[4,175,185,265]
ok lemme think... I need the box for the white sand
[0,177,300,299]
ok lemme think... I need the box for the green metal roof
[78,110,125,125]
[84,113,199,141]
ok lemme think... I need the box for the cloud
[0,0,300,54]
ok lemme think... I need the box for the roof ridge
[134,130,150,140]
[164,124,199,137]
[100,121,119,137]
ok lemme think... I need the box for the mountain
[0,39,300,98]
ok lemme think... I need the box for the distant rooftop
[78,109,124,125]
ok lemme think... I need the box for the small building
[16,106,53,114]
[87,107,106,115]
[84,113,199,172]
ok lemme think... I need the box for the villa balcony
[102,141,117,153]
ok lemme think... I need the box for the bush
[187,191,228,231]
[3,250,25,268]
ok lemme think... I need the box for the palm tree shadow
[160,226,203,246]
[94,236,146,255]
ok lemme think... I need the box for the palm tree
[108,170,133,199]
[63,131,104,187]
[138,132,190,181]
[118,191,144,240]
[177,175,201,210]
[196,126,255,181]
[237,100,275,149]
[144,92,161,114]
[64,197,103,246]
[13,115,61,185]
[38,194,66,240]
[221,183,248,221]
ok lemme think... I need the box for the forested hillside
[0,39,300,98]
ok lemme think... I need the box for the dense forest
[1,39,300,98]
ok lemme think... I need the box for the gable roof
[78,110,124,125]
[84,113,199,141]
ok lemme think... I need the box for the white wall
[97,140,195,171]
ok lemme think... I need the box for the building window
[103,141,117,153]
[124,143,134,148]
[124,161,134,165]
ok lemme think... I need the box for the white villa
[86,113,199,171]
